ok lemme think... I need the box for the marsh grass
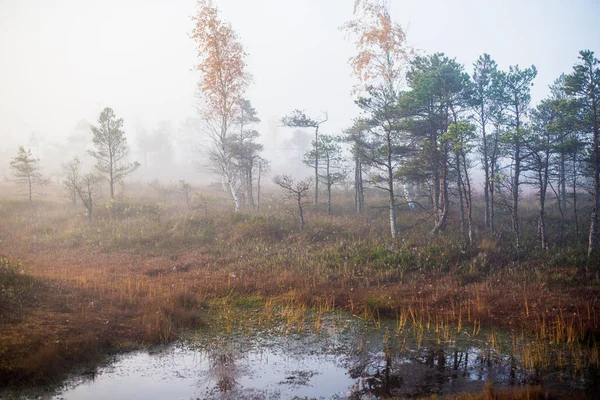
[0,192,598,392]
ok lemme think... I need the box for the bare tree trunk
[550,181,565,246]
[588,205,598,257]
[489,128,500,233]
[247,165,254,209]
[109,152,115,199]
[513,168,521,255]
[257,163,262,212]
[537,173,548,251]
[512,107,522,256]
[560,151,567,209]
[224,167,240,212]
[355,154,364,213]
[431,142,449,234]
[388,178,397,238]
[325,153,332,215]
[481,111,491,228]
[297,196,305,231]
[490,184,495,232]
[588,96,599,258]
[28,174,32,206]
[457,152,466,238]
[573,148,579,239]
[432,134,441,225]
[387,134,398,238]
[327,183,332,215]
[85,181,93,224]
[314,125,319,206]
[461,152,474,246]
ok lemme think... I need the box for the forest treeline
[6,0,600,260]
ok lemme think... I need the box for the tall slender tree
[564,50,600,258]
[344,119,369,213]
[232,99,263,209]
[527,99,559,250]
[404,53,471,234]
[303,134,346,215]
[444,121,477,245]
[342,0,410,237]
[88,107,139,199]
[191,0,251,212]
[357,86,408,238]
[494,65,537,254]
[470,54,499,229]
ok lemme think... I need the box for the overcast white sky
[1,0,599,166]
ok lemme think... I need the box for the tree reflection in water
[341,326,527,399]
[204,338,245,396]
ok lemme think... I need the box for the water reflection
[51,316,596,399]
[205,339,243,395]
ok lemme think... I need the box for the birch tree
[191,0,251,212]
[341,0,409,94]
[342,0,410,238]
[357,87,408,238]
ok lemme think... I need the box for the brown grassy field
[0,185,598,396]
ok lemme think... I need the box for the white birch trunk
[224,167,240,212]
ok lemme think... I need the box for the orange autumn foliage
[341,0,411,93]
[191,0,250,125]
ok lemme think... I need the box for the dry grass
[435,383,587,399]
[0,191,598,392]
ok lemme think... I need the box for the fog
[1,0,599,184]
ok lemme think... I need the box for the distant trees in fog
[302,134,346,215]
[62,157,102,223]
[327,0,600,257]
[281,110,329,206]
[9,146,50,205]
[231,99,263,209]
[6,0,597,260]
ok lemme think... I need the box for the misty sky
[1,0,599,168]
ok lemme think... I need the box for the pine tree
[88,107,139,199]
[9,146,49,205]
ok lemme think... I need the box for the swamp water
[40,311,600,399]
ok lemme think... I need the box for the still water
[49,313,597,400]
